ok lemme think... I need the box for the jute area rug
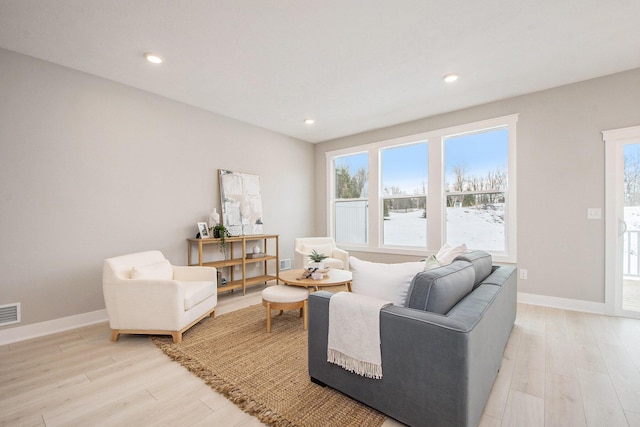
[151,303,386,427]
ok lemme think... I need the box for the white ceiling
[1,1,639,143]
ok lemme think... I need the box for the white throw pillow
[349,256,425,306]
[131,259,173,280]
[423,255,441,271]
[435,243,467,265]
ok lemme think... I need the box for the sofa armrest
[331,247,350,270]
[103,279,187,329]
[172,265,217,282]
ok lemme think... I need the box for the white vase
[208,208,220,229]
[308,261,325,270]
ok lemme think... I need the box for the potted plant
[307,249,328,270]
[210,224,232,253]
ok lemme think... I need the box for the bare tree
[625,148,640,206]
[452,165,466,192]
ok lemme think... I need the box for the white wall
[315,68,640,304]
[0,48,315,329]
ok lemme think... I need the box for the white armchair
[294,237,349,270]
[103,250,217,343]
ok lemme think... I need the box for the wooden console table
[187,234,279,295]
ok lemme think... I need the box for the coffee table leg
[303,299,308,330]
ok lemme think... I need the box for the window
[444,128,508,252]
[333,152,368,245]
[327,115,517,262]
[381,143,428,247]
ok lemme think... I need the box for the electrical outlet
[519,269,528,280]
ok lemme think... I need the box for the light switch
[587,208,602,220]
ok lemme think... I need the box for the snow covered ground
[625,206,640,230]
[624,206,640,276]
[383,204,505,250]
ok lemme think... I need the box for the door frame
[603,125,640,317]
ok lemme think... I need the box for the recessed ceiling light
[443,73,459,83]
[304,118,316,125]
[144,52,164,64]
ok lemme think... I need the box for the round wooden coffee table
[279,269,352,292]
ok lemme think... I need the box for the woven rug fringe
[153,339,295,426]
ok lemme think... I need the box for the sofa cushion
[349,256,425,306]
[182,280,216,310]
[130,259,173,280]
[405,260,475,314]
[454,250,493,288]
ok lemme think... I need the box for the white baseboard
[0,309,108,346]
[517,292,605,315]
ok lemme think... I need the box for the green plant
[308,249,328,263]
[210,224,232,253]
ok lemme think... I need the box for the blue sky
[335,127,508,194]
[382,143,428,194]
[444,128,508,186]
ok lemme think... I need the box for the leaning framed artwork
[218,169,264,236]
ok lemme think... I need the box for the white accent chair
[103,250,217,343]
[294,237,349,270]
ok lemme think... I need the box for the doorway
[604,125,640,318]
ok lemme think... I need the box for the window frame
[326,114,518,263]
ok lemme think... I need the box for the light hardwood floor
[2,286,640,427]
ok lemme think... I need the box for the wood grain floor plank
[577,368,629,427]
[478,414,502,427]
[501,390,545,427]
[140,398,216,426]
[511,332,546,398]
[0,354,115,397]
[0,373,90,416]
[544,372,586,427]
[484,357,515,419]
[0,411,46,427]
[586,312,623,346]
[51,388,158,426]
[545,309,578,380]
[565,311,597,346]
[626,410,640,427]
[597,343,640,413]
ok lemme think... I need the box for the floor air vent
[280,258,292,271]
[0,303,20,326]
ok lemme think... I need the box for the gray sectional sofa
[307,251,517,427]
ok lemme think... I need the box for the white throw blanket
[327,292,392,379]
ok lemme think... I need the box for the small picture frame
[197,222,210,238]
